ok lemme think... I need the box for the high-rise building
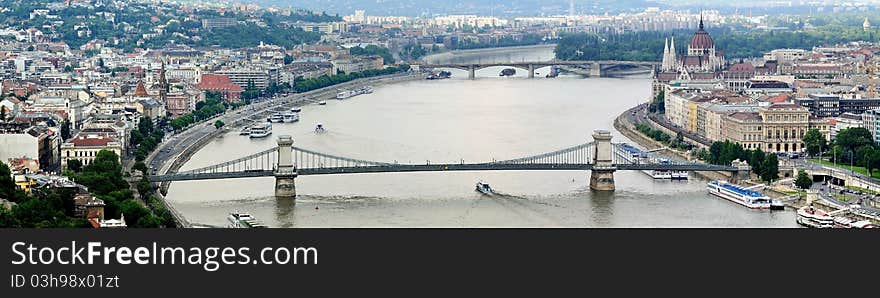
[354,10,366,23]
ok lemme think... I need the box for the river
[164,46,797,227]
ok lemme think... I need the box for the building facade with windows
[61,133,122,170]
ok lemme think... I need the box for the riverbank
[148,72,426,227]
[614,103,823,210]
[613,103,733,182]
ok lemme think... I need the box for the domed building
[658,15,726,81]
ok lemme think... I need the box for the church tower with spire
[158,59,168,102]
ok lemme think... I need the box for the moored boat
[337,90,355,99]
[706,180,771,209]
[770,199,785,210]
[268,113,284,123]
[249,122,272,138]
[796,205,834,228]
[670,171,689,180]
[239,125,251,135]
[282,112,299,123]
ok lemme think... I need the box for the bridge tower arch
[275,135,297,198]
[589,130,615,191]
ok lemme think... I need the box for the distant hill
[237,0,663,17]
[236,0,880,17]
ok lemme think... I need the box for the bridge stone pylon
[590,62,602,77]
[589,130,615,191]
[275,135,297,198]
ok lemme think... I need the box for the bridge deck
[148,163,735,182]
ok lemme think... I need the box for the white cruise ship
[282,112,299,123]
[268,113,284,123]
[249,122,272,138]
[227,212,267,228]
[670,171,689,180]
[617,145,689,180]
[706,181,771,209]
[796,206,834,228]
[336,90,355,99]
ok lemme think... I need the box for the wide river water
[165,46,797,227]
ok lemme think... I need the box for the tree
[133,161,148,175]
[708,142,723,164]
[60,120,71,141]
[66,159,83,173]
[831,145,845,164]
[0,161,20,202]
[117,200,149,226]
[795,171,813,190]
[835,127,873,156]
[857,145,875,169]
[138,116,154,135]
[214,120,225,129]
[749,148,766,177]
[761,154,780,183]
[802,128,826,156]
[0,108,6,122]
[129,129,144,147]
[75,150,127,196]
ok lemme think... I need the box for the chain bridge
[147,130,743,197]
[417,60,659,79]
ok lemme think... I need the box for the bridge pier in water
[590,62,602,77]
[468,65,475,80]
[528,64,535,79]
[589,130,615,191]
[275,135,298,198]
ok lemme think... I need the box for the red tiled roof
[765,94,791,103]
[69,134,116,147]
[133,81,149,96]
[729,63,756,73]
[196,74,242,92]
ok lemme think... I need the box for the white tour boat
[227,212,267,228]
[282,112,299,123]
[336,90,355,99]
[249,122,272,138]
[706,180,772,209]
[268,113,284,123]
[796,205,834,228]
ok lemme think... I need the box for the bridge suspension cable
[493,142,595,165]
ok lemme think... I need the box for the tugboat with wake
[475,181,494,196]
[427,70,452,80]
[499,68,516,77]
